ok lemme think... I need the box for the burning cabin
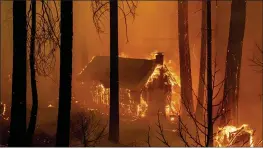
[77,52,181,119]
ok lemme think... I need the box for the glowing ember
[1,102,9,121]
[215,124,254,147]
[48,104,54,108]
[119,52,129,58]
[1,102,6,116]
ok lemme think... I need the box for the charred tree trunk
[178,0,194,114]
[109,0,119,143]
[56,0,73,147]
[221,0,246,126]
[8,1,27,147]
[0,0,2,116]
[26,0,38,146]
[206,0,213,147]
[196,1,207,122]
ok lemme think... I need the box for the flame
[91,82,109,105]
[144,63,181,120]
[79,52,182,121]
[1,102,9,121]
[1,102,6,116]
[145,64,162,88]
[90,81,148,118]
[136,94,148,118]
[163,61,181,87]
[146,50,159,60]
[48,104,54,108]
[215,124,254,147]
[119,52,129,58]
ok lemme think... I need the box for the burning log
[215,124,254,147]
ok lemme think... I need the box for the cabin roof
[77,56,156,90]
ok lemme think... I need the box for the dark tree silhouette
[91,1,137,144]
[56,0,73,147]
[178,0,194,114]
[196,1,207,122]
[8,1,27,147]
[0,0,2,116]
[221,0,246,126]
[109,0,119,143]
[206,0,213,147]
[26,0,38,146]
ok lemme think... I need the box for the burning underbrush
[215,124,254,147]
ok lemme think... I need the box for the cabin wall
[81,68,176,117]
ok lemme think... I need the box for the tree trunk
[178,0,194,114]
[0,0,2,116]
[196,1,207,122]
[56,0,73,147]
[206,0,213,147]
[26,0,38,146]
[108,0,119,143]
[8,1,27,147]
[221,0,246,126]
[0,1,1,112]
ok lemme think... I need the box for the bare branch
[70,111,108,147]
[155,112,170,147]
[145,126,151,147]
[91,0,138,42]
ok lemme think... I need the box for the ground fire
[77,52,181,121]
[215,124,254,147]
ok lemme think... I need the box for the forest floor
[0,104,184,147]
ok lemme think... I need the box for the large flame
[215,124,254,147]
[144,52,181,121]
[79,52,181,121]
[136,94,148,118]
